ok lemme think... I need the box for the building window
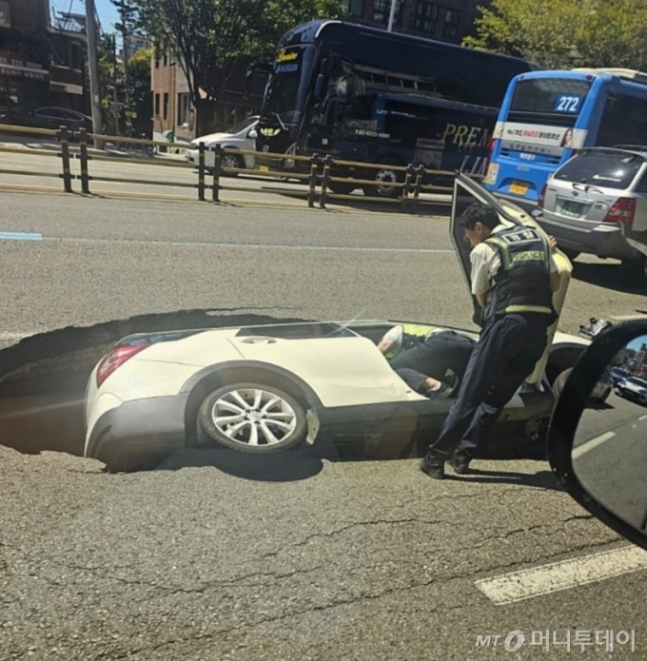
[70,43,82,69]
[163,93,169,119]
[344,0,365,16]
[410,1,438,33]
[155,93,160,116]
[177,93,192,127]
[372,0,403,26]
[442,8,461,38]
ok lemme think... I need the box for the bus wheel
[328,181,356,195]
[363,159,404,199]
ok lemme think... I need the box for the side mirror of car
[247,128,257,139]
[548,317,647,550]
[313,74,328,101]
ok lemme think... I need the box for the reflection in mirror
[572,334,647,532]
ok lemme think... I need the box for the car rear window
[554,150,645,189]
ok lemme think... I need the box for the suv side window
[634,171,647,194]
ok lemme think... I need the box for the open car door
[450,173,573,387]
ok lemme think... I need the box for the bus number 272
[555,95,581,113]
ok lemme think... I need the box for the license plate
[561,200,584,217]
[258,164,269,172]
[509,181,528,196]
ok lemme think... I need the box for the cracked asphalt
[1,192,647,660]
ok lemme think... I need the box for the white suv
[185,115,259,174]
[535,147,647,280]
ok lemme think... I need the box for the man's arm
[470,245,493,307]
[547,235,561,292]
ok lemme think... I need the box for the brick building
[0,0,88,113]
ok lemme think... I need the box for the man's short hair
[458,203,500,231]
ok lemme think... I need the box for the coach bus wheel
[363,159,404,199]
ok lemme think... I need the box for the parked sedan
[83,174,591,473]
[1,106,93,133]
[534,147,647,280]
[185,115,259,174]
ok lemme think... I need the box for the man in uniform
[419,202,561,479]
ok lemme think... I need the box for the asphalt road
[1,191,647,660]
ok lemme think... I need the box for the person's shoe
[423,382,452,399]
[451,451,471,475]
[419,453,445,479]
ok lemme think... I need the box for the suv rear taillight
[538,183,547,208]
[604,197,636,224]
[96,344,150,387]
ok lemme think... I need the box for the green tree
[132,0,346,135]
[128,47,154,135]
[464,0,647,71]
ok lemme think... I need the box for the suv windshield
[554,150,645,189]
[627,377,647,388]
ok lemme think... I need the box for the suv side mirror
[314,74,328,101]
[548,317,647,549]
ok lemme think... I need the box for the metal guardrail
[0,123,484,212]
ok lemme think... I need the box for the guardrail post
[212,144,223,203]
[77,128,90,194]
[319,155,333,209]
[411,164,425,214]
[308,154,320,208]
[57,125,73,193]
[401,163,415,212]
[197,141,206,201]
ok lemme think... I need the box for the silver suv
[534,147,647,280]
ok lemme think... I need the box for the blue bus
[484,68,647,211]
[251,20,532,198]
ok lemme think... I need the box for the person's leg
[420,316,541,479]
[454,319,550,459]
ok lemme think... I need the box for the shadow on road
[442,468,564,491]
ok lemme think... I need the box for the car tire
[197,382,308,454]
[220,152,244,176]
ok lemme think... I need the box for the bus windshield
[262,45,316,126]
[508,78,593,127]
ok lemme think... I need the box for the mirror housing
[548,316,647,550]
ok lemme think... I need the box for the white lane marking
[572,431,616,460]
[476,546,647,605]
[0,232,43,241]
[36,236,454,254]
[639,415,647,421]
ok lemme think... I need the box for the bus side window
[598,94,647,148]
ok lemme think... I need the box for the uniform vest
[482,224,556,324]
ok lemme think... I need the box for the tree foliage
[131,0,346,134]
[464,0,647,71]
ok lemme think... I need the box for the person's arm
[470,245,492,307]
[547,235,561,292]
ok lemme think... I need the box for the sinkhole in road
[0,309,311,460]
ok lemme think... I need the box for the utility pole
[112,33,120,136]
[85,0,104,149]
[387,0,398,31]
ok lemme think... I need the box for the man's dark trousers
[390,330,475,393]
[426,313,552,459]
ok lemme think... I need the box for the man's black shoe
[419,453,445,479]
[451,452,471,475]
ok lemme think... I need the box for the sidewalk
[0,132,187,161]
